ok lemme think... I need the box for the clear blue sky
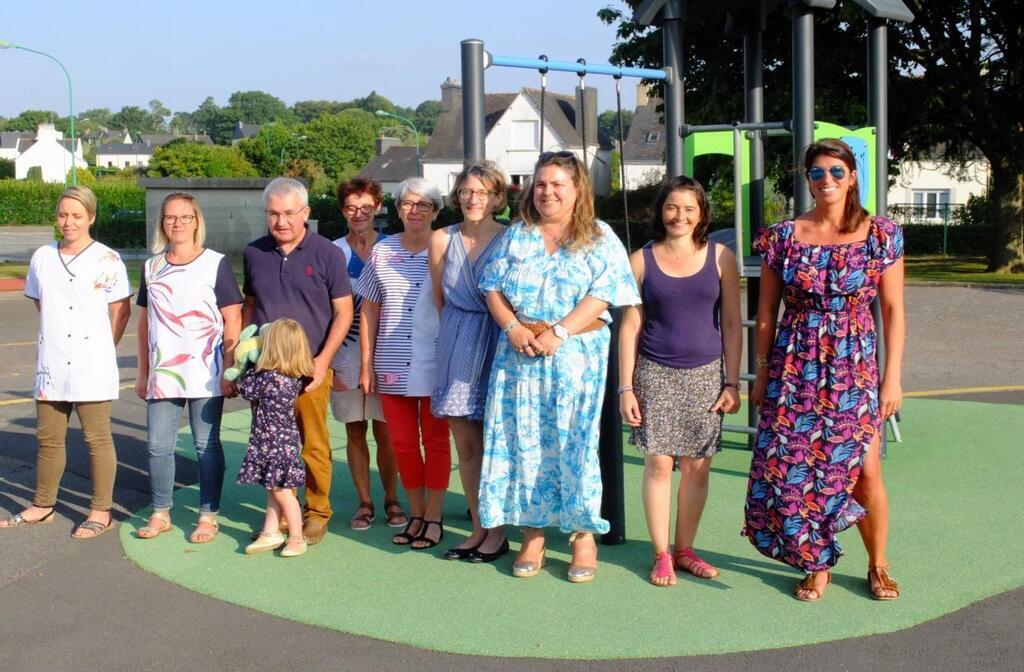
[1,1,645,120]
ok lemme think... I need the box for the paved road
[1,285,1021,671]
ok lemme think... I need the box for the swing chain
[538,55,549,156]
[576,58,588,168]
[614,74,632,253]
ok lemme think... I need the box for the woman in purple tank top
[618,176,743,587]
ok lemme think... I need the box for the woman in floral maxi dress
[744,139,906,602]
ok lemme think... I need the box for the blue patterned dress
[477,221,640,533]
[432,224,507,420]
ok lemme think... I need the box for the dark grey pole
[791,1,815,214]
[867,16,891,456]
[662,0,685,177]
[744,3,767,450]
[599,309,626,545]
[461,39,486,164]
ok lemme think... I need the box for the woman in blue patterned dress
[429,162,509,563]
[478,152,640,583]
[745,139,906,601]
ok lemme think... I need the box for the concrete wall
[138,178,310,259]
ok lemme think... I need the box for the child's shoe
[245,531,286,554]
[280,538,307,558]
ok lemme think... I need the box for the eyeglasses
[162,214,196,225]
[807,165,847,182]
[265,208,308,221]
[342,205,376,217]
[457,188,492,201]
[539,150,576,163]
[398,200,434,213]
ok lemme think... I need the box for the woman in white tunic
[0,186,131,538]
[134,192,243,543]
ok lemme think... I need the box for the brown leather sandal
[868,565,901,600]
[794,571,831,602]
[383,499,408,528]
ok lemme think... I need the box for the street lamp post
[280,134,307,169]
[375,110,420,176]
[0,40,76,186]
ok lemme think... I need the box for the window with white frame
[511,120,540,150]
[912,189,951,221]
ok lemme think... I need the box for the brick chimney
[441,77,462,113]
[636,82,650,108]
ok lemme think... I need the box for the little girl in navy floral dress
[237,319,313,558]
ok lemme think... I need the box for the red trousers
[379,394,451,490]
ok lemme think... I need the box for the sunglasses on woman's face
[807,165,847,182]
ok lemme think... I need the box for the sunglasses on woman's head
[539,150,576,162]
[807,165,847,182]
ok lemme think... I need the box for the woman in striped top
[357,177,450,550]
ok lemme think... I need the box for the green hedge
[0,179,144,227]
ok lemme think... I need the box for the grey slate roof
[0,132,35,150]
[233,123,261,141]
[357,146,418,182]
[141,133,214,146]
[622,98,664,164]
[96,143,154,156]
[422,88,586,162]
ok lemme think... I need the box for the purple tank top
[638,241,722,369]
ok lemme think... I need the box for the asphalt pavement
[1,285,1022,672]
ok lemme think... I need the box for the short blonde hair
[256,319,314,379]
[445,161,508,214]
[57,186,97,221]
[152,191,207,254]
[519,152,600,251]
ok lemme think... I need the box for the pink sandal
[673,547,719,579]
[649,551,676,586]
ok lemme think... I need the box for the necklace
[540,225,566,247]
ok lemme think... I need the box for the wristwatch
[552,323,569,340]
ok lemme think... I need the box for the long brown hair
[803,138,868,233]
[518,151,600,251]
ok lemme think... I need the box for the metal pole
[744,5,767,450]
[461,39,486,164]
[599,309,626,545]
[487,55,666,81]
[791,1,815,214]
[662,0,685,178]
[867,16,892,455]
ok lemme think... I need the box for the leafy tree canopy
[147,139,258,178]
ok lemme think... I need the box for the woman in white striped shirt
[357,177,450,550]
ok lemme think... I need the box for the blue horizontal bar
[488,53,667,81]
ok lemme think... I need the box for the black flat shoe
[411,519,444,550]
[443,540,481,561]
[468,537,510,563]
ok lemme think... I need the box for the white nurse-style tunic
[25,241,131,402]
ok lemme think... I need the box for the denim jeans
[146,396,225,514]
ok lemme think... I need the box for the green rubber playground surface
[120,398,1024,659]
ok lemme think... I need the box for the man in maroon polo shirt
[242,177,353,545]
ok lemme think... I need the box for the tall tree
[148,99,171,132]
[293,100,348,123]
[891,1,1023,272]
[226,90,294,125]
[110,105,161,138]
[4,109,67,132]
[148,139,258,177]
[598,109,634,147]
[599,1,1023,272]
[413,100,443,136]
[297,109,378,182]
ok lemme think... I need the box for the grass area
[904,255,1024,285]
[4,256,1022,286]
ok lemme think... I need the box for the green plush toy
[224,323,269,382]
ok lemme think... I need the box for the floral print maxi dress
[477,221,640,534]
[743,216,903,572]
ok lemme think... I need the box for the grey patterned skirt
[629,355,724,458]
